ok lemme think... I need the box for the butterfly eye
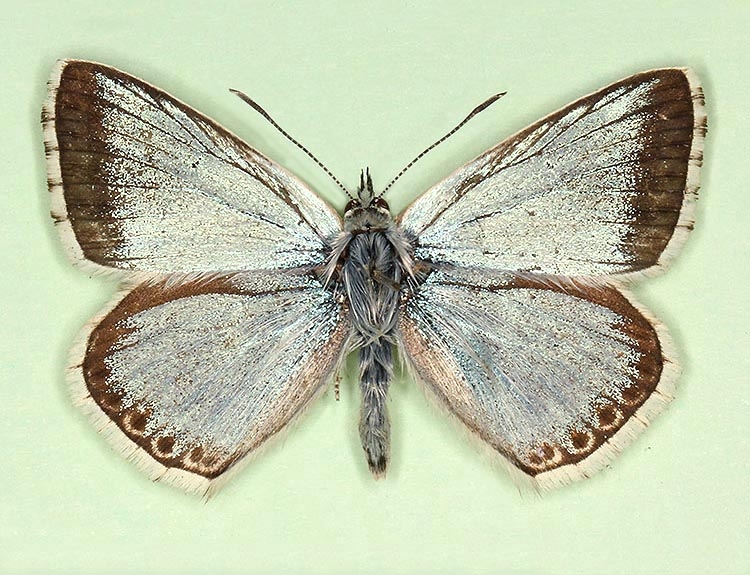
[372,197,390,211]
[345,199,362,212]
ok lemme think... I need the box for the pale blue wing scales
[72,272,350,494]
[397,69,705,278]
[399,269,674,487]
[44,60,342,275]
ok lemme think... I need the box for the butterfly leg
[371,268,401,291]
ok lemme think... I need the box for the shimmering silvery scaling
[42,60,705,494]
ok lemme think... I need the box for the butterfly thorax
[342,218,403,342]
[338,198,414,344]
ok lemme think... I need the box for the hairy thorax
[340,203,409,345]
[323,198,418,343]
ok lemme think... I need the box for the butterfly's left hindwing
[73,272,349,495]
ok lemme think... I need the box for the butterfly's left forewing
[44,60,341,277]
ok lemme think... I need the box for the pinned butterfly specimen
[42,60,705,494]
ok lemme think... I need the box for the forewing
[399,269,673,487]
[398,69,705,278]
[72,272,349,494]
[43,60,341,275]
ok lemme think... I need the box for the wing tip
[652,66,706,275]
[42,60,94,275]
[42,60,90,275]
[42,59,151,279]
[604,66,705,285]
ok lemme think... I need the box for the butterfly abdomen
[341,227,405,476]
[358,339,392,476]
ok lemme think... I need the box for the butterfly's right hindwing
[399,270,673,487]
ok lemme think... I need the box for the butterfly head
[343,168,391,231]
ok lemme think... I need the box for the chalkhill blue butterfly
[43,61,705,494]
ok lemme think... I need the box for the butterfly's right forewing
[398,69,705,279]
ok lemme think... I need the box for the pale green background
[2,1,748,573]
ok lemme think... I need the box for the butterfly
[42,60,705,495]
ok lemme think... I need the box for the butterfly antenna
[230,89,354,199]
[380,92,507,196]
